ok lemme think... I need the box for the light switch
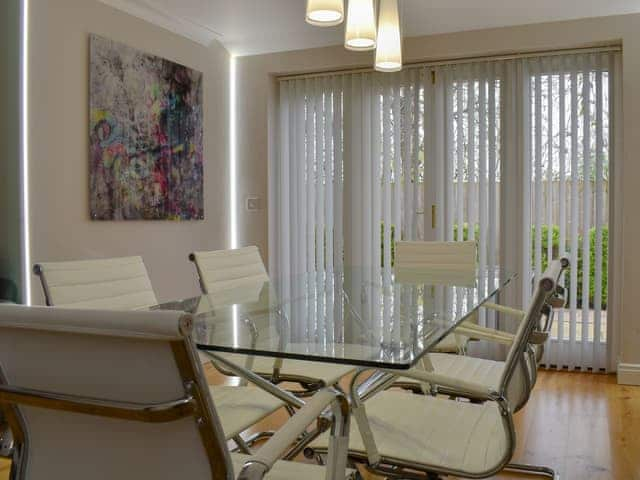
[246,196,261,211]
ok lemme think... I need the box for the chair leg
[283,424,324,460]
[232,434,253,454]
[0,423,13,458]
[504,462,559,479]
[242,430,276,447]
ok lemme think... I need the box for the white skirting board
[617,363,640,386]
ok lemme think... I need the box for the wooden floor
[1,368,638,479]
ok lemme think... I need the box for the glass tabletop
[153,267,515,370]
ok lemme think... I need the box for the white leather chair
[308,259,567,480]
[32,256,285,443]
[33,256,158,310]
[189,247,355,395]
[395,260,568,412]
[395,241,477,353]
[0,304,353,480]
[395,238,567,403]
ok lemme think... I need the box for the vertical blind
[273,49,621,371]
[425,62,504,356]
[273,77,344,340]
[522,52,619,371]
[272,71,426,279]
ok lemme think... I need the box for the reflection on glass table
[153,267,515,370]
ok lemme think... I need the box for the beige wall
[235,14,640,369]
[28,0,230,303]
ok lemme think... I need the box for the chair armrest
[481,302,526,319]
[380,368,498,401]
[452,302,524,345]
[455,323,515,345]
[238,388,349,480]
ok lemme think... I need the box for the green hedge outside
[533,225,608,309]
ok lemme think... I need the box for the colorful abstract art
[89,35,204,220]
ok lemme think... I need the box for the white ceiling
[101,0,640,56]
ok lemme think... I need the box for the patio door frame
[421,53,622,371]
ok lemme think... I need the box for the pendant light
[344,0,377,51]
[305,0,344,26]
[375,0,402,72]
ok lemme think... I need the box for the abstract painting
[89,34,204,220]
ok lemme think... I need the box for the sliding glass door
[273,49,621,371]
[523,53,618,371]
[427,52,619,370]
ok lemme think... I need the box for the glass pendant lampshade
[375,0,402,72]
[305,0,344,26]
[344,0,377,51]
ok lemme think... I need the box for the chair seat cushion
[231,454,354,479]
[213,352,355,387]
[397,352,504,390]
[310,390,509,476]
[210,386,284,439]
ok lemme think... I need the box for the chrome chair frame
[32,264,52,306]
[0,410,12,458]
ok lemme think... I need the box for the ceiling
[101,0,640,56]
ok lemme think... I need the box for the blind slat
[467,65,477,242]
[557,59,567,369]
[569,64,579,371]
[594,55,604,368]
[534,61,543,279]
[581,55,592,364]
[455,68,464,240]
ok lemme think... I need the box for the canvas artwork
[89,34,204,220]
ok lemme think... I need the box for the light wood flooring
[1,367,638,479]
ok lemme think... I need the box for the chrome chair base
[212,363,328,397]
[307,447,559,480]
[233,414,330,459]
[505,462,559,479]
[0,422,13,458]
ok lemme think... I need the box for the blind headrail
[277,44,621,81]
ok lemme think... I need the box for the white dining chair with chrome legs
[404,258,568,415]
[0,304,354,480]
[32,256,289,449]
[189,246,355,396]
[396,252,568,406]
[393,240,557,397]
[307,259,567,479]
[394,241,478,354]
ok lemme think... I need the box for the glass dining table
[153,266,516,461]
[154,267,516,371]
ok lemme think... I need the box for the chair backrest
[189,246,269,306]
[499,258,568,407]
[0,304,232,480]
[394,241,477,284]
[33,256,158,310]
